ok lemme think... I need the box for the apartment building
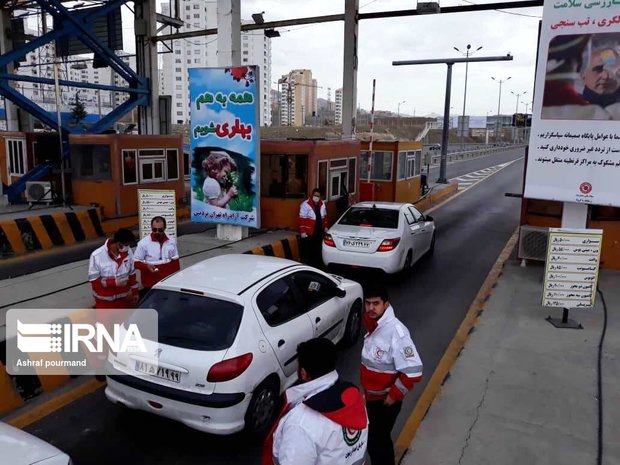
[335,88,343,125]
[161,0,272,126]
[278,69,317,127]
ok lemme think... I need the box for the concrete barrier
[0,208,104,256]
[429,144,526,166]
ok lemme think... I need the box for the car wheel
[341,300,362,347]
[401,250,413,273]
[428,233,436,256]
[245,378,279,437]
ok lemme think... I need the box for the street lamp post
[511,91,527,143]
[397,100,406,118]
[511,90,527,114]
[454,44,482,151]
[491,76,511,144]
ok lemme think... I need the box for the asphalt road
[23,148,525,465]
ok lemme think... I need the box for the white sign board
[543,228,603,308]
[138,189,177,239]
[525,0,620,206]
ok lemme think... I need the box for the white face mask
[312,195,320,203]
[119,245,130,253]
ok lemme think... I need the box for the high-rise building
[278,69,317,127]
[335,88,343,125]
[161,0,272,126]
[15,32,135,117]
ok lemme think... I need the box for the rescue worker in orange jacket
[360,285,423,465]
[299,188,328,267]
[88,228,139,325]
[263,338,368,465]
[133,216,180,298]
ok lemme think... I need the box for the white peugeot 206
[105,254,363,436]
[322,202,436,274]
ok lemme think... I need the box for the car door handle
[278,339,285,347]
[315,317,321,324]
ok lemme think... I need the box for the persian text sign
[543,228,603,308]
[525,0,620,206]
[189,66,260,228]
[138,189,177,239]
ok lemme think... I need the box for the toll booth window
[398,151,417,180]
[72,144,111,180]
[122,149,137,185]
[261,154,308,199]
[360,151,393,181]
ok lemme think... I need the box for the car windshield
[338,207,400,229]
[136,289,244,351]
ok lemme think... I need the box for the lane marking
[452,160,518,192]
[395,228,520,462]
[425,156,523,216]
[6,379,104,429]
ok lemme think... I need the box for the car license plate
[343,239,371,248]
[134,360,181,383]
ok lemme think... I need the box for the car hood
[0,422,69,464]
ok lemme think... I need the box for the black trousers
[300,235,323,268]
[366,400,402,465]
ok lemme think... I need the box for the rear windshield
[339,207,400,229]
[136,289,244,351]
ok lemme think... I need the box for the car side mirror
[425,215,434,222]
[335,287,347,298]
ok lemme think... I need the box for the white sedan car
[105,254,363,436]
[322,202,436,274]
[0,421,71,465]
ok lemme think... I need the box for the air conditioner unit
[26,181,53,204]
[518,225,549,262]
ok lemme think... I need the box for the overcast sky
[239,0,543,117]
[140,1,544,117]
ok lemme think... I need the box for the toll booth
[260,139,361,230]
[359,140,423,203]
[0,132,32,187]
[69,134,185,219]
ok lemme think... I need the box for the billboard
[525,2,620,207]
[189,67,260,228]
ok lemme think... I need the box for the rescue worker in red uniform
[133,216,180,299]
[299,188,328,267]
[88,228,139,324]
[360,285,423,465]
[263,338,368,465]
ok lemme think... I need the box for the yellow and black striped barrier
[0,208,104,256]
[245,235,300,262]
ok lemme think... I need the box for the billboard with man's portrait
[189,66,260,228]
[526,1,620,206]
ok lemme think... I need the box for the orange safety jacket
[299,198,328,236]
[360,306,423,402]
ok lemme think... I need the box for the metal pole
[367,78,376,183]
[460,48,469,151]
[496,80,502,143]
[53,60,66,207]
[437,63,452,184]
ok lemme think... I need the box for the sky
[129,0,545,117]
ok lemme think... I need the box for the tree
[70,92,87,127]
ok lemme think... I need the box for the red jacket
[299,198,328,236]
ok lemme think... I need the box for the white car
[322,202,436,274]
[105,254,363,436]
[0,421,71,464]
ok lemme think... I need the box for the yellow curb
[395,228,519,461]
[7,379,105,429]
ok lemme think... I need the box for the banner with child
[189,66,261,227]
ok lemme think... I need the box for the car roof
[0,421,68,464]
[159,254,300,295]
[350,202,410,210]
